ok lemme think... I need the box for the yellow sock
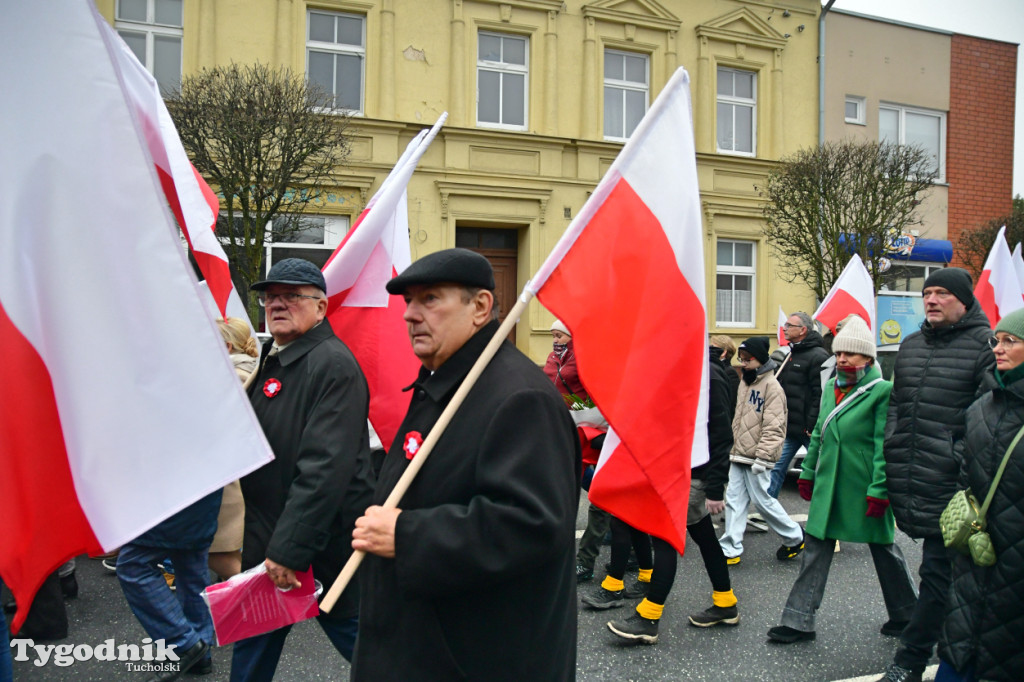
[638,568,653,583]
[601,575,624,592]
[636,598,664,620]
[713,589,737,608]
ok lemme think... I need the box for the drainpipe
[819,0,837,145]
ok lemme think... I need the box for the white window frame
[715,239,757,327]
[716,66,757,157]
[845,95,866,125]
[879,262,947,293]
[476,31,529,130]
[306,9,366,114]
[603,49,649,141]
[115,0,183,96]
[879,103,946,183]
[263,214,349,271]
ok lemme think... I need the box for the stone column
[378,0,396,118]
[449,0,466,125]
[273,0,294,68]
[581,16,597,139]
[771,48,784,158]
[695,35,713,153]
[544,10,558,136]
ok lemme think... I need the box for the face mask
[742,368,758,385]
[835,363,868,388]
[553,343,567,355]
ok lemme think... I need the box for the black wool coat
[243,322,374,619]
[940,375,1024,681]
[776,331,830,438]
[883,301,995,539]
[692,358,734,501]
[352,319,581,681]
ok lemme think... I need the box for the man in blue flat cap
[351,248,581,681]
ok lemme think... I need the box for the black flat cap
[386,248,495,294]
[250,258,327,293]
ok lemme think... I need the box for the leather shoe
[767,625,816,643]
[147,640,209,682]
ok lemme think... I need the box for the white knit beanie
[550,319,570,336]
[831,315,876,358]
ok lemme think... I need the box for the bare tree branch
[956,194,1024,279]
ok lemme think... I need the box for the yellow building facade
[97,0,821,360]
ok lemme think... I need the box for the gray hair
[791,311,814,330]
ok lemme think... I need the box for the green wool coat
[800,364,897,544]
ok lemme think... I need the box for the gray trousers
[780,533,918,632]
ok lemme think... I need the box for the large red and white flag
[813,254,876,334]
[107,22,235,319]
[777,305,790,347]
[323,115,447,450]
[974,226,1024,326]
[0,1,274,631]
[531,69,706,554]
[1009,242,1024,302]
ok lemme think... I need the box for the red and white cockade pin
[403,431,423,460]
[263,378,282,398]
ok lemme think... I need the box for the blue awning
[837,235,953,264]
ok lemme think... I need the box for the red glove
[798,478,813,501]
[865,496,890,518]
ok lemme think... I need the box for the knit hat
[738,337,771,364]
[550,319,570,336]
[832,315,876,359]
[923,267,975,307]
[995,307,1024,340]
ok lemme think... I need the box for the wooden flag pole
[320,292,534,612]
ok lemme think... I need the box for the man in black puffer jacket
[876,268,996,682]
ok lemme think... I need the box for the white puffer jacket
[730,365,788,467]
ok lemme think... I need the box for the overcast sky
[833,0,1023,198]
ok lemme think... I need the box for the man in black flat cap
[875,267,995,682]
[350,248,581,681]
[231,258,375,681]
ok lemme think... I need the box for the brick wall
[948,35,1017,267]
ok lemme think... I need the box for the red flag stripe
[814,288,873,336]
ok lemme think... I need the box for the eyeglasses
[783,323,804,329]
[257,292,322,307]
[988,335,1022,350]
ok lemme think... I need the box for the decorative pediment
[582,0,681,32]
[695,7,787,50]
[475,0,565,14]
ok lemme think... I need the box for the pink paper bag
[202,565,320,645]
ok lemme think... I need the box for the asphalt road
[7,478,937,681]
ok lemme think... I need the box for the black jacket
[243,322,374,619]
[692,358,733,501]
[939,374,1024,681]
[353,320,580,681]
[776,331,830,438]
[883,301,996,539]
[716,356,741,421]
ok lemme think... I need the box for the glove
[865,496,890,518]
[751,462,767,475]
[798,478,814,501]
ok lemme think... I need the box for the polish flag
[323,115,447,451]
[108,23,235,319]
[813,254,876,334]
[531,69,706,554]
[1010,243,1024,300]
[974,226,1024,326]
[0,2,274,632]
[778,306,790,347]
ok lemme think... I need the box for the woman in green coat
[768,316,918,643]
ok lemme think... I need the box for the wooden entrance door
[455,227,519,343]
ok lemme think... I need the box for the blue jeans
[230,614,358,682]
[769,435,808,498]
[117,543,213,654]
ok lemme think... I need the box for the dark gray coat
[243,321,374,619]
[939,373,1024,681]
[353,320,580,681]
[883,301,996,539]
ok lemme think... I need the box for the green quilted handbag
[940,422,1024,568]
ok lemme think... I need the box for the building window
[716,239,756,326]
[115,0,183,96]
[477,32,528,129]
[306,10,365,112]
[264,214,349,272]
[879,104,946,182]
[880,262,946,293]
[845,95,866,125]
[716,67,756,156]
[603,50,648,140]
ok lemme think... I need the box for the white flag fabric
[0,0,273,631]
[974,226,1024,326]
[1011,243,1024,298]
[813,254,877,334]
